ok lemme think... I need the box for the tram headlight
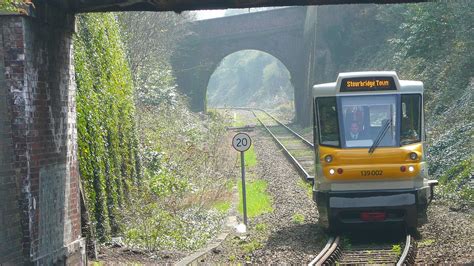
[324,155,333,163]
[329,169,335,175]
[408,166,415,172]
[409,152,418,160]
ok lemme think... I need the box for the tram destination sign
[340,77,396,92]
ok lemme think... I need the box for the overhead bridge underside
[44,0,430,13]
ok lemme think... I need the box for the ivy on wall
[0,0,32,13]
[74,13,140,242]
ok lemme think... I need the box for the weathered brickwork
[0,12,85,265]
[0,16,27,265]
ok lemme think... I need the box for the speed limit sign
[233,132,252,227]
[232,132,252,152]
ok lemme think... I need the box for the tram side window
[401,94,422,145]
[316,97,340,146]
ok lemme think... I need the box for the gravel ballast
[205,111,326,264]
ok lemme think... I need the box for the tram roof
[313,71,423,97]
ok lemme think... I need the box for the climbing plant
[74,13,140,242]
[0,0,32,13]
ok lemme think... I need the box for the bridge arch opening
[206,50,295,117]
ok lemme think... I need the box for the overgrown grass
[298,179,313,198]
[255,223,268,232]
[233,140,257,168]
[243,145,257,168]
[238,179,273,218]
[391,244,401,256]
[241,239,263,253]
[212,180,234,214]
[292,213,305,224]
[213,201,231,214]
[418,239,435,248]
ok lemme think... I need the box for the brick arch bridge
[171,7,308,121]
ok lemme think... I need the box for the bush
[437,157,473,209]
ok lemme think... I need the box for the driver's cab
[340,95,398,149]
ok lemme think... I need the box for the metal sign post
[232,132,252,227]
[240,151,248,226]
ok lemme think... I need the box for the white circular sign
[232,132,252,152]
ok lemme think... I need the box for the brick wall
[0,16,23,265]
[0,12,85,265]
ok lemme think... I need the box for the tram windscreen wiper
[368,119,392,154]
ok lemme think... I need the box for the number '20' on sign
[232,133,252,152]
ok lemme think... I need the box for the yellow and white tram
[312,71,438,230]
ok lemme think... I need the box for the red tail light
[400,166,406,172]
[360,212,386,221]
[337,168,343,174]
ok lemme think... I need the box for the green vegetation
[255,223,268,232]
[292,213,305,224]
[73,11,232,251]
[418,239,435,248]
[75,13,140,241]
[391,244,402,256]
[244,145,258,168]
[212,180,234,214]
[438,157,473,208]
[120,95,231,251]
[238,179,273,218]
[115,11,235,252]
[0,0,31,13]
[241,239,263,253]
[298,179,313,198]
[214,201,231,214]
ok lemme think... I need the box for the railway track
[251,109,314,181]
[229,108,418,265]
[309,234,416,265]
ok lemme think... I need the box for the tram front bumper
[314,185,434,229]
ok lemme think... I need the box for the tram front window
[340,95,398,148]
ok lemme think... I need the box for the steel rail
[308,236,339,266]
[251,110,314,181]
[397,234,413,266]
[222,107,313,148]
[309,234,413,265]
[257,108,314,148]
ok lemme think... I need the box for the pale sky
[194,10,227,20]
